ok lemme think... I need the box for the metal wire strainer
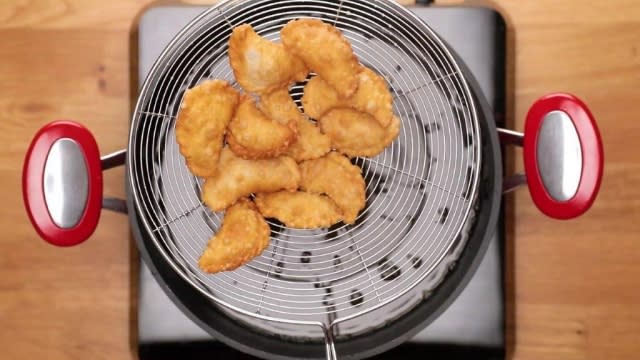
[128,0,481,358]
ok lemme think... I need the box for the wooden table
[1,0,638,359]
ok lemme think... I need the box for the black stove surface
[135,4,507,359]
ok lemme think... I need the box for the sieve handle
[500,93,603,220]
[323,326,338,360]
[22,121,127,247]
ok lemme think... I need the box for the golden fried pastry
[258,88,301,126]
[227,96,296,160]
[319,109,401,158]
[255,191,343,229]
[199,198,270,273]
[299,152,366,224]
[301,75,341,120]
[302,67,393,127]
[229,24,308,94]
[202,148,301,212]
[281,19,360,98]
[349,67,394,127]
[175,80,240,177]
[260,89,331,162]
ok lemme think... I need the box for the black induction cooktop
[134,4,507,359]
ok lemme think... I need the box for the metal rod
[352,238,382,302]
[503,174,527,194]
[100,150,127,214]
[139,111,175,119]
[256,239,279,314]
[498,129,526,192]
[102,198,128,214]
[497,128,524,147]
[152,203,204,232]
[101,149,127,170]
[323,325,338,360]
[394,71,459,99]
[332,0,345,26]
[362,158,468,201]
[217,7,234,29]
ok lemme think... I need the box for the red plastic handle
[22,121,103,246]
[523,93,604,220]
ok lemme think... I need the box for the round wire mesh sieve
[128,0,481,358]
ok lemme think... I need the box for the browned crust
[226,95,297,160]
[281,19,361,98]
[202,148,301,212]
[299,152,366,224]
[319,109,401,158]
[226,130,293,160]
[229,24,309,95]
[198,198,270,273]
[175,79,240,178]
[255,191,343,229]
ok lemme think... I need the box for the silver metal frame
[127,1,483,358]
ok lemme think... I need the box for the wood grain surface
[1,1,639,359]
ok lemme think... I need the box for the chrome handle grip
[535,110,583,202]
